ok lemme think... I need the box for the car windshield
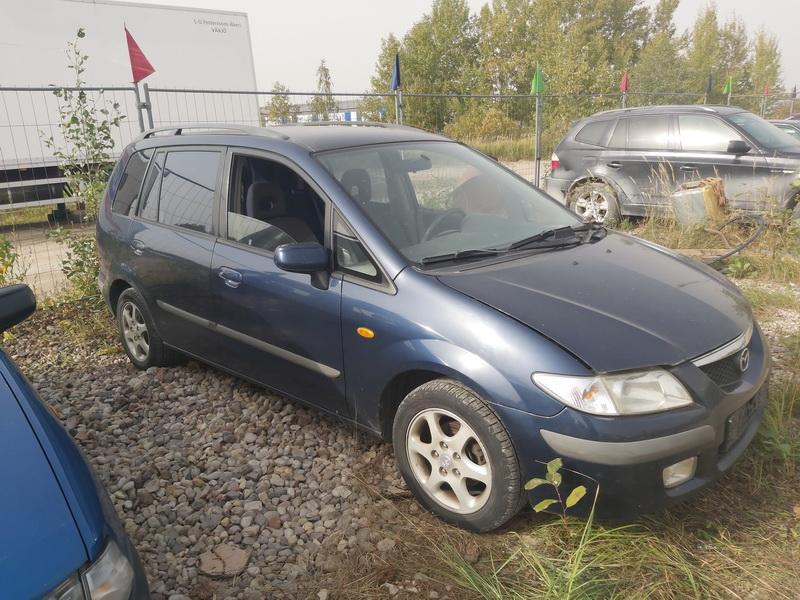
[316,141,580,264]
[728,112,800,151]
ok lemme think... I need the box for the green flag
[722,76,733,95]
[531,64,545,94]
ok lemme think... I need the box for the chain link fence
[1,83,798,294]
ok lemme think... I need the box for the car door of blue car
[209,149,347,415]
[127,146,224,355]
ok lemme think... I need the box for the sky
[126,0,799,93]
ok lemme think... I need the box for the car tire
[392,379,525,532]
[116,288,182,369]
[568,181,620,224]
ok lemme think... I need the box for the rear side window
[627,116,670,150]
[610,116,670,150]
[679,115,741,152]
[112,149,151,216]
[158,150,221,234]
[138,152,164,222]
[575,120,611,146]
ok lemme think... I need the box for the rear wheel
[568,181,620,224]
[116,288,182,369]
[392,379,524,532]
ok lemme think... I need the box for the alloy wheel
[121,301,150,362]
[405,408,492,514]
[574,190,611,223]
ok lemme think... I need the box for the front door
[128,147,223,355]
[209,150,347,415]
[674,114,770,210]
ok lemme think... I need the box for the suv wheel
[116,288,182,369]
[568,181,620,224]
[392,379,524,532]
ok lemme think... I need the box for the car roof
[135,122,449,152]
[586,104,747,120]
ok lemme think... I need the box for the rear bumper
[544,176,570,204]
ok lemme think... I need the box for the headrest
[246,181,286,219]
[340,169,371,204]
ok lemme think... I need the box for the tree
[263,81,295,124]
[632,0,685,98]
[309,60,337,121]
[750,30,783,116]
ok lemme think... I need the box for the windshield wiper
[508,223,605,251]
[420,248,504,265]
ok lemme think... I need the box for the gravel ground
[5,278,799,599]
[6,302,421,600]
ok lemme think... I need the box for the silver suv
[546,105,800,223]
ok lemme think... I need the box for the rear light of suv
[550,153,560,172]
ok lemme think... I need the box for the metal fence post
[533,92,542,186]
[142,83,154,129]
[132,84,145,132]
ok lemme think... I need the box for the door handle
[218,267,243,289]
[607,161,623,169]
[679,164,698,172]
[130,240,145,256]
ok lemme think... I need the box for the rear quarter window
[574,120,611,146]
[112,149,152,216]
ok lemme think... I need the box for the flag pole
[394,90,400,125]
[398,89,404,125]
[132,82,145,133]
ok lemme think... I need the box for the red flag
[125,26,155,83]
[619,70,630,93]
[763,83,769,97]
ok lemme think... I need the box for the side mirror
[727,140,751,155]
[0,284,36,332]
[274,242,330,289]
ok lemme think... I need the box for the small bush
[49,228,99,299]
[444,106,523,141]
[0,236,27,286]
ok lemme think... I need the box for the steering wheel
[422,208,466,242]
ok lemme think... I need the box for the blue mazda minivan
[0,284,149,598]
[97,123,769,532]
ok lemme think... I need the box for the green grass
[467,136,535,162]
[740,286,798,315]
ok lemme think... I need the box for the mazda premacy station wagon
[98,123,769,532]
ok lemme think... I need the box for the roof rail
[136,123,289,141]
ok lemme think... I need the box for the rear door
[675,114,770,210]
[602,115,676,212]
[209,149,347,415]
[127,146,223,354]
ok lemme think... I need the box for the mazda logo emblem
[738,348,750,373]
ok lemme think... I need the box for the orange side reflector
[356,327,375,339]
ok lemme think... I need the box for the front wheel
[568,181,620,224]
[392,379,524,532]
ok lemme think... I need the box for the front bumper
[496,323,770,518]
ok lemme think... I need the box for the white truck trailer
[0,0,258,213]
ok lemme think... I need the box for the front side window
[158,150,221,234]
[226,154,324,252]
[678,115,741,152]
[112,149,151,216]
[317,141,579,265]
[727,111,800,152]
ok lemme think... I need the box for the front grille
[700,354,743,391]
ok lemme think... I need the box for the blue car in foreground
[97,123,768,532]
[0,285,149,599]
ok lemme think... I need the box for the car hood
[0,371,87,598]
[436,233,752,372]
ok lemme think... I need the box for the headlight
[533,369,693,416]
[45,540,134,600]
